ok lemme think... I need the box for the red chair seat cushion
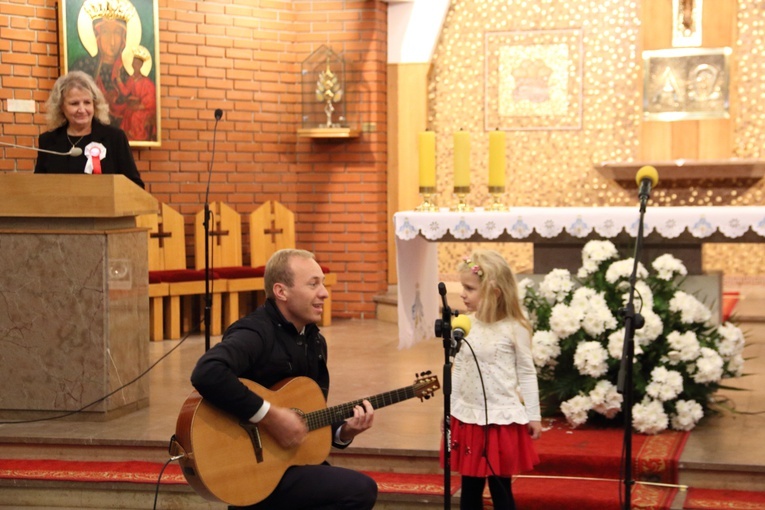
[150,269,220,282]
[215,266,265,279]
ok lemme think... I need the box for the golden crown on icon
[84,0,136,23]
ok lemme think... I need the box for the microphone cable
[459,337,515,506]
[0,322,204,425]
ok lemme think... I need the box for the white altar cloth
[394,206,765,348]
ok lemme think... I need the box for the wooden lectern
[0,174,158,419]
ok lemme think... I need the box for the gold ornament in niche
[315,61,344,128]
[298,45,358,138]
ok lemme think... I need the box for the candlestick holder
[488,185,507,211]
[452,186,472,212]
[416,186,438,211]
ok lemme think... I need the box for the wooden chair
[136,210,169,341]
[194,202,265,330]
[249,200,337,326]
[137,203,224,340]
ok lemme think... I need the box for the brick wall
[0,0,388,320]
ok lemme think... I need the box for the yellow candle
[418,131,436,188]
[488,130,506,188]
[453,131,470,188]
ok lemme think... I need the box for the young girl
[443,250,542,510]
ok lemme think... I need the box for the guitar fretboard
[304,385,416,431]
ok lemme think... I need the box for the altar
[394,206,765,347]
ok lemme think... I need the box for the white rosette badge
[84,142,107,175]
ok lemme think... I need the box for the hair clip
[463,257,484,277]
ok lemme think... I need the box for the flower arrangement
[519,240,746,434]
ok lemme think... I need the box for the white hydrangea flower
[726,353,745,377]
[670,399,703,431]
[692,347,724,384]
[605,258,648,284]
[573,341,609,378]
[669,291,712,324]
[716,322,746,360]
[666,330,701,365]
[571,287,597,308]
[607,329,625,359]
[531,330,561,368]
[549,303,584,339]
[589,380,623,418]
[539,269,574,303]
[632,399,669,434]
[580,294,617,337]
[646,367,684,402]
[652,253,688,281]
[517,278,534,302]
[621,280,654,310]
[578,240,618,277]
[582,240,619,266]
[561,394,592,427]
[581,306,617,337]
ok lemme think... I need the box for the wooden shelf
[596,159,765,184]
[297,127,360,139]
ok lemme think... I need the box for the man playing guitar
[190,249,377,509]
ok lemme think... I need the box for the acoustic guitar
[172,372,440,506]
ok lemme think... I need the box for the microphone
[205,109,223,202]
[203,108,223,352]
[451,314,471,341]
[636,165,659,201]
[0,140,83,157]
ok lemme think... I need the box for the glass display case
[298,45,359,138]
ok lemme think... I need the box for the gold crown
[132,45,151,61]
[83,0,136,24]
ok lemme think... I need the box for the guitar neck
[304,385,416,431]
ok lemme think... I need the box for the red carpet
[533,418,689,483]
[0,458,186,485]
[684,487,765,509]
[5,425,762,510]
[361,470,460,496]
[512,476,677,510]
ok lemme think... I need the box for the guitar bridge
[240,422,264,463]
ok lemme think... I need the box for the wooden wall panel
[640,0,736,161]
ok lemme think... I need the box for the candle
[418,131,436,188]
[453,131,470,188]
[488,130,506,188]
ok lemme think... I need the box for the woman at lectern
[34,71,144,189]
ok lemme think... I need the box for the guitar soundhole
[183,466,197,477]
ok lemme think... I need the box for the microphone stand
[434,282,460,510]
[616,184,649,509]
[203,109,223,352]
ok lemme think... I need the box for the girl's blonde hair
[45,71,111,130]
[458,249,532,334]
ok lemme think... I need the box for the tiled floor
[0,305,763,485]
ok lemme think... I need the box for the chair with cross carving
[249,200,336,326]
[137,202,224,340]
[194,202,265,330]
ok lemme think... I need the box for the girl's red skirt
[439,418,540,477]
